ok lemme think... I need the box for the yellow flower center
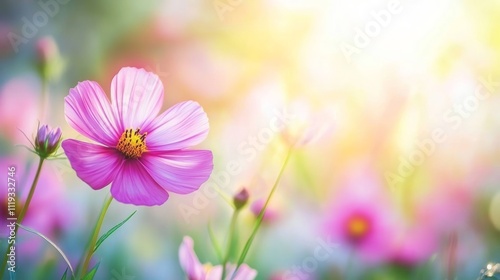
[116,128,147,159]
[347,216,369,239]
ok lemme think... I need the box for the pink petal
[179,236,205,280]
[110,160,169,206]
[140,150,213,194]
[206,266,223,280]
[65,81,121,146]
[207,264,257,280]
[111,67,163,130]
[61,139,123,190]
[231,264,258,280]
[144,101,209,151]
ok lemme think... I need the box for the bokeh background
[1,0,500,279]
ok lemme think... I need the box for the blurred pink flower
[415,183,473,234]
[0,157,72,252]
[281,98,336,147]
[62,67,213,206]
[387,180,474,266]
[0,24,14,56]
[389,225,438,265]
[36,36,59,65]
[168,44,241,98]
[0,77,40,142]
[179,236,257,280]
[250,198,280,223]
[325,164,396,263]
[35,36,64,82]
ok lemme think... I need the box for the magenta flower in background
[250,198,280,223]
[62,67,213,206]
[0,157,74,253]
[179,236,257,280]
[415,182,473,234]
[324,164,396,264]
[326,199,395,264]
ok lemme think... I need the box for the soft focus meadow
[1,0,500,279]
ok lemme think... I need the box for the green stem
[78,196,113,278]
[1,157,45,276]
[446,232,458,280]
[344,249,355,279]
[221,210,240,280]
[18,157,44,227]
[235,145,294,271]
[40,78,48,121]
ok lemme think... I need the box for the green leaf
[82,262,100,280]
[60,268,68,280]
[35,258,56,279]
[93,211,136,253]
[17,223,75,278]
[208,223,223,262]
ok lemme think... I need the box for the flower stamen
[116,128,147,159]
[347,215,370,241]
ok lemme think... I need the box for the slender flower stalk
[16,158,44,229]
[344,250,355,279]
[36,36,63,120]
[78,196,113,278]
[0,157,45,276]
[446,232,458,280]
[40,79,48,121]
[221,209,240,280]
[235,144,294,271]
[221,188,248,279]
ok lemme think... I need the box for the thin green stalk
[446,232,458,280]
[40,78,48,120]
[221,210,240,280]
[78,196,113,278]
[17,158,44,227]
[235,145,294,271]
[1,157,45,276]
[344,250,355,279]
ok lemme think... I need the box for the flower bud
[233,188,249,210]
[35,124,62,158]
[36,37,58,64]
[35,36,64,81]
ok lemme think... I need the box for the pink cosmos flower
[179,236,257,280]
[324,164,396,264]
[61,67,213,206]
